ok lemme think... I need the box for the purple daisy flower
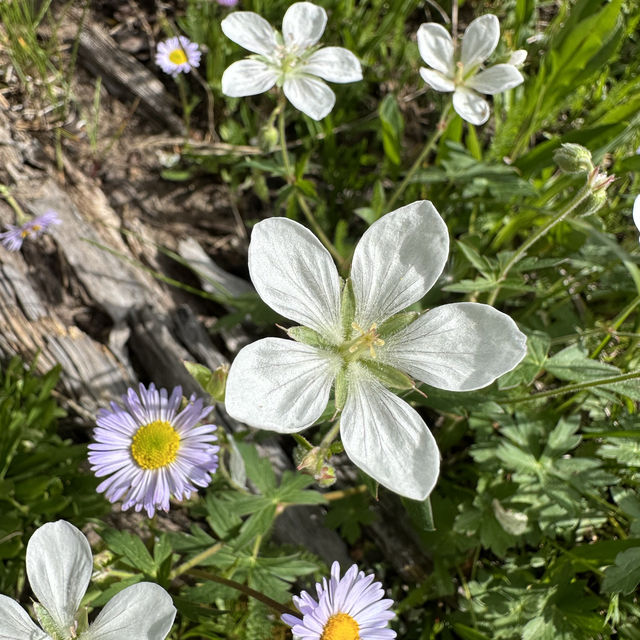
[155,36,202,77]
[282,561,396,640]
[216,0,239,6]
[0,210,60,251]
[89,383,219,517]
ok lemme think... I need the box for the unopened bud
[553,143,594,174]
[508,49,527,67]
[183,361,228,403]
[259,124,278,152]
[315,462,336,488]
[581,168,615,216]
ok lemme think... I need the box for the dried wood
[77,24,185,135]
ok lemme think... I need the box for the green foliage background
[1,0,640,638]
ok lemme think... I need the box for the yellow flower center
[321,613,360,640]
[169,48,188,65]
[131,420,180,469]
[20,224,41,239]
[347,322,385,360]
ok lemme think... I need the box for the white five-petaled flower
[0,520,176,640]
[417,14,524,125]
[633,195,640,242]
[225,201,527,500]
[220,1,362,120]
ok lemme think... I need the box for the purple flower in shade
[0,210,60,251]
[89,383,219,517]
[155,36,202,77]
[282,562,396,640]
[217,0,239,6]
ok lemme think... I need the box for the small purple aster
[155,36,202,77]
[89,383,219,517]
[216,0,239,6]
[282,561,397,639]
[0,210,60,252]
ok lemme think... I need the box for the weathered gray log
[77,23,186,135]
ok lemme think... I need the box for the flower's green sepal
[334,367,348,410]
[340,278,356,341]
[34,602,65,640]
[361,360,415,391]
[378,311,420,339]
[287,326,333,349]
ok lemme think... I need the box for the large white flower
[225,201,527,500]
[417,14,524,125]
[0,521,176,640]
[220,1,362,120]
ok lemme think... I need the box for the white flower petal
[26,521,92,634]
[248,217,342,340]
[416,23,454,76]
[221,59,278,97]
[461,14,500,68]
[282,2,327,49]
[225,338,340,433]
[466,64,524,95]
[452,87,490,125]
[350,200,449,329]
[379,302,527,391]
[0,596,49,640]
[304,47,362,83]
[341,368,439,500]
[86,583,175,640]
[419,67,455,92]
[283,75,336,120]
[633,195,640,238]
[221,11,278,56]
[508,49,528,67]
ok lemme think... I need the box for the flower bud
[508,49,527,67]
[315,462,337,488]
[259,123,279,152]
[553,143,594,174]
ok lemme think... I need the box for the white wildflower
[0,521,176,640]
[225,201,527,500]
[220,1,362,120]
[634,195,640,242]
[417,15,524,125]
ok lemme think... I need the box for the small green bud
[184,361,228,403]
[316,462,337,487]
[259,124,279,152]
[553,143,594,174]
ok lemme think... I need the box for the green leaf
[101,529,155,575]
[378,94,404,165]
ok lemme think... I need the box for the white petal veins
[378,302,527,391]
[283,75,336,120]
[0,596,49,640]
[221,11,278,56]
[248,217,342,341]
[341,367,440,500]
[460,14,500,69]
[419,67,455,93]
[416,22,455,76]
[282,2,328,49]
[221,59,278,97]
[467,64,524,95]
[26,521,92,635]
[304,47,363,83]
[350,201,450,329]
[225,338,341,433]
[452,87,490,125]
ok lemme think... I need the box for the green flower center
[131,420,180,469]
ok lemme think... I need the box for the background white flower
[417,14,524,125]
[221,1,362,120]
[225,201,527,500]
[634,195,640,242]
[0,521,176,640]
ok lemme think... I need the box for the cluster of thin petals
[0,210,60,252]
[282,561,396,639]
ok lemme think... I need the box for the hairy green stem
[185,568,298,617]
[507,370,640,403]
[277,99,345,268]
[487,184,592,306]
[386,103,453,214]
[590,295,640,359]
